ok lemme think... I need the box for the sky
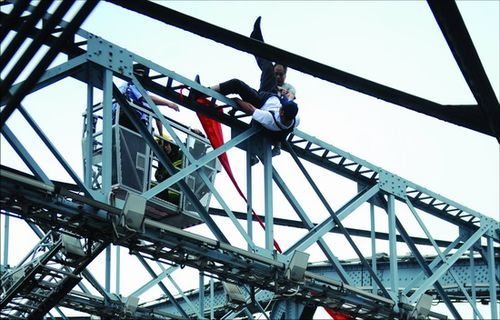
[1,1,499,319]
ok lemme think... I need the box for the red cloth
[195,98,282,253]
[325,309,352,320]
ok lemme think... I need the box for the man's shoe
[271,146,281,157]
[250,155,260,166]
[250,16,263,41]
[228,107,237,117]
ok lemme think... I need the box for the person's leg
[251,17,269,71]
[272,141,281,157]
[250,17,278,95]
[218,79,262,106]
[258,59,277,94]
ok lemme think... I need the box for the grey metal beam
[388,206,462,319]
[135,255,190,319]
[1,0,99,127]
[287,130,499,241]
[208,207,472,250]
[272,168,353,284]
[156,255,499,317]
[17,106,93,197]
[0,0,31,43]
[0,170,398,318]
[427,0,500,143]
[1,125,52,185]
[0,0,55,76]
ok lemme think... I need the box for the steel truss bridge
[0,1,499,319]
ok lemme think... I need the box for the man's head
[279,98,298,124]
[133,63,150,77]
[274,64,287,86]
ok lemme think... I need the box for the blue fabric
[113,82,149,123]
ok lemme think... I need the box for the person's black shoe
[250,16,263,41]
[271,146,281,157]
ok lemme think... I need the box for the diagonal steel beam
[17,106,94,197]
[0,0,75,97]
[0,0,31,43]
[1,54,89,106]
[135,254,190,319]
[1,125,52,185]
[272,168,353,284]
[405,198,484,318]
[427,0,500,143]
[388,204,462,319]
[0,0,53,72]
[0,0,99,128]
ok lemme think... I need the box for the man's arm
[233,97,256,114]
[150,94,180,111]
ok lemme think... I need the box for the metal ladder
[0,231,107,319]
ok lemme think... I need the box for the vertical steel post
[210,277,214,320]
[2,215,8,267]
[101,68,113,199]
[263,142,273,251]
[116,245,120,295]
[388,194,398,304]
[199,272,205,320]
[84,72,94,188]
[487,237,498,319]
[469,247,477,320]
[246,146,253,251]
[105,246,111,292]
[370,203,377,294]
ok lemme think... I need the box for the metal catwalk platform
[1,1,499,319]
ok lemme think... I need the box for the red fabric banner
[195,98,282,253]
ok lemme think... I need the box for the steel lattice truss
[1,1,499,319]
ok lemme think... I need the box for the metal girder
[0,169,397,319]
[1,125,52,185]
[0,0,31,43]
[208,207,490,252]
[106,0,496,138]
[0,0,99,128]
[427,0,500,143]
[135,255,190,319]
[56,291,184,319]
[156,255,498,317]
[286,130,499,242]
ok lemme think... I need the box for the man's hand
[167,101,180,112]
[233,97,256,115]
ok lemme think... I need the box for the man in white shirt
[232,95,299,133]
[205,76,299,165]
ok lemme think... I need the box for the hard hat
[156,133,173,144]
